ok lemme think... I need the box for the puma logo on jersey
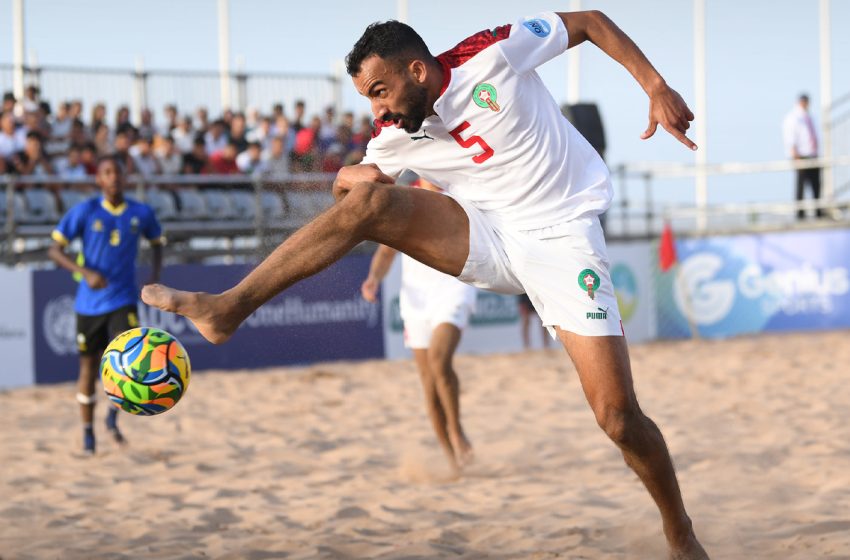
[410,131,434,141]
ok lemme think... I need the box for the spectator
[236,141,263,174]
[90,102,107,132]
[292,99,306,132]
[321,143,344,173]
[67,118,88,150]
[342,111,355,130]
[20,84,40,115]
[259,135,290,176]
[112,130,137,175]
[229,113,249,152]
[2,92,16,116]
[137,108,156,140]
[245,106,261,129]
[0,111,26,159]
[318,105,338,150]
[246,116,271,148]
[195,106,209,134]
[163,104,178,134]
[204,119,229,155]
[208,140,240,174]
[93,121,111,156]
[171,115,195,154]
[291,115,321,171]
[352,115,373,151]
[156,135,182,175]
[69,100,84,122]
[129,136,161,177]
[52,102,74,139]
[783,93,824,220]
[115,105,132,131]
[271,102,284,121]
[80,143,98,175]
[11,131,54,176]
[182,136,209,174]
[56,144,88,179]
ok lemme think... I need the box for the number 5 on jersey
[449,121,494,164]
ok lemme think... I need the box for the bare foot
[669,532,709,560]
[450,433,475,470]
[141,284,241,344]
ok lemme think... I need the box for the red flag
[659,222,677,272]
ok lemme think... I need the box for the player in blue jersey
[48,156,164,454]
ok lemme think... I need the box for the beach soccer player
[142,10,708,558]
[49,156,164,454]
[361,178,476,474]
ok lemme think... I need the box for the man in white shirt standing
[783,93,823,219]
[142,10,708,558]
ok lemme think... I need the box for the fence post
[132,57,148,125]
[253,174,266,251]
[644,172,654,236]
[4,179,17,262]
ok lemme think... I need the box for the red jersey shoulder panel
[436,24,512,69]
[371,118,395,139]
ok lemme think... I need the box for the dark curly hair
[345,21,433,76]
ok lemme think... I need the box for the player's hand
[641,83,697,151]
[82,269,108,289]
[361,277,379,303]
[333,164,395,199]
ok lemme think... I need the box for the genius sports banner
[656,229,850,339]
[32,256,384,384]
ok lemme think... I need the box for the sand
[1,330,849,560]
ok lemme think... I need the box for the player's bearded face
[381,79,428,133]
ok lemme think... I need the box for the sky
[1,0,848,211]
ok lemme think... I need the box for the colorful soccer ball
[100,327,191,416]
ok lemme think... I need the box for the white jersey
[400,253,477,322]
[362,11,612,231]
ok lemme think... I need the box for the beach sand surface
[1,331,849,559]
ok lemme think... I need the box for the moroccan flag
[659,222,677,272]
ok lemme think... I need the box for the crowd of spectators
[0,85,374,181]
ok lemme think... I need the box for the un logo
[43,295,77,355]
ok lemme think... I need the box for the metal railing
[608,155,850,239]
[0,173,340,265]
[0,63,341,122]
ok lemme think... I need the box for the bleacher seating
[143,188,179,222]
[58,189,91,213]
[175,188,208,221]
[203,189,238,221]
[21,189,61,224]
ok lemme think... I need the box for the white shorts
[401,255,476,349]
[451,196,623,338]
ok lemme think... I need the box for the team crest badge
[472,83,500,112]
[578,268,601,300]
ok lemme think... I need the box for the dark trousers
[795,164,823,219]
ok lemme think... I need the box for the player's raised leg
[557,330,708,560]
[427,323,473,468]
[142,179,470,344]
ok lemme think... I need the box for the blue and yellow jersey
[52,196,163,316]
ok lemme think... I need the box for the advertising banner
[656,229,850,339]
[607,241,657,343]
[381,260,525,360]
[33,256,384,384]
[0,268,34,389]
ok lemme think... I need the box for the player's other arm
[148,242,163,285]
[361,244,399,303]
[47,236,107,289]
[332,163,395,202]
[558,10,697,150]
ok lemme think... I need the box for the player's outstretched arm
[361,244,398,303]
[558,10,697,151]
